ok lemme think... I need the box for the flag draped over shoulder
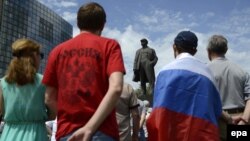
[147,54,222,141]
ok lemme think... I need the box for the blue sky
[38,0,250,88]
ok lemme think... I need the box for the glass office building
[0,0,73,77]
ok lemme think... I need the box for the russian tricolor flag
[147,53,222,141]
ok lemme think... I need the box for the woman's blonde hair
[5,38,41,85]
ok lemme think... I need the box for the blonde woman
[0,38,48,141]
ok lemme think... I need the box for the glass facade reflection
[0,0,73,77]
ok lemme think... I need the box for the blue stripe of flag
[153,69,222,126]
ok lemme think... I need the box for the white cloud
[62,11,76,23]
[38,0,77,8]
[153,33,176,73]
[60,1,78,8]
[73,26,80,37]
[138,15,158,25]
[205,12,215,17]
[211,8,250,38]
[133,9,199,35]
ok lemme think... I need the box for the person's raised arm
[45,86,58,120]
[67,71,123,141]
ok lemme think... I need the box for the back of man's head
[77,2,106,31]
[174,31,198,55]
[207,35,228,56]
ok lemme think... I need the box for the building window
[61,31,71,42]
[39,17,53,42]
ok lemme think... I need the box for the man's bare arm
[238,100,250,125]
[45,86,58,120]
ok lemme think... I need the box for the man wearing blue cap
[147,31,222,141]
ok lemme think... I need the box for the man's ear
[97,23,105,35]
[173,44,178,58]
[100,23,105,31]
[192,48,197,55]
[173,44,177,50]
[207,49,212,61]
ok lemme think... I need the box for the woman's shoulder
[35,73,44,85]
[0,77,7,87]
[36,73,43,79]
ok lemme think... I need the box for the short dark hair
[207,35,228,55]
[77,2,106,31]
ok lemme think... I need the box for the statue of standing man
[133,38,158,95]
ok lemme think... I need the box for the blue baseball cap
[174,31,198,49]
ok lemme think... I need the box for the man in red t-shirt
[42,2,125,141]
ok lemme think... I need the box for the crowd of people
[0,1,249,141]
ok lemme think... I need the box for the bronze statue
[133,38,158,95]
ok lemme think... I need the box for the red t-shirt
[42,32,125,140]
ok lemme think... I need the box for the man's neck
[80,30,102,36]
[210,54,225,61]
